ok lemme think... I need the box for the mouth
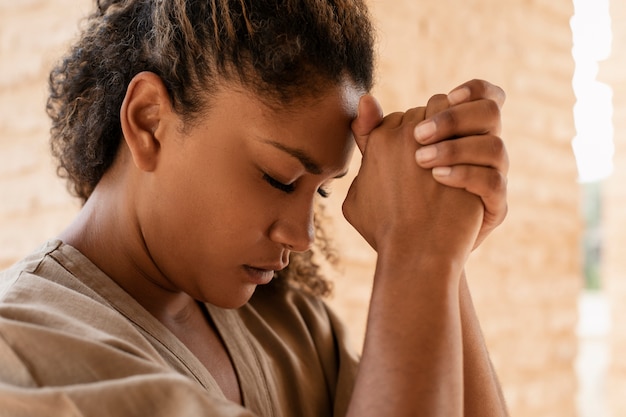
[242,254,289,285]
[243,265,280,285]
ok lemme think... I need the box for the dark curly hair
[47,0,375,297]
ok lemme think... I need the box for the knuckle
[383,111,405,127]
[425,94,450,119]
[483,98,501,119]
[403,106,426,123]
[438,141,457,161]
[487,170,506,192]
[436,108,459,132]
[467,79,506,107]
[479,99,501,134]
[468,79,487,97]
[427,93,449,108]
[489,136,506,161]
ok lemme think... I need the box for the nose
[269,203,315,253]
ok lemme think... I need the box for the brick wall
[0,0,87,269]
[602,0,626,414]
[327,1,581,417]
[0,1,582,416]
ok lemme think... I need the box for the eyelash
[263,174,330,198]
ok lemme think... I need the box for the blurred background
[0,0,624,416]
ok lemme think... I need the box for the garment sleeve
[0,310,256,417]
[0,331,256,417]
[0,375,255,417]
[322,303,360,417]
[239,287,361,417]
[0,250,260,416]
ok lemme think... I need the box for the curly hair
[47,0,375,297]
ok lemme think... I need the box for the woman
[0,1,509,416]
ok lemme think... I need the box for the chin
[202,285,258,309]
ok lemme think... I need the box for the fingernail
[415,145,437,163]
[414,120,436,143]
[432,166,452,177]
[447,87,470,105]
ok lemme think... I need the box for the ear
[120,71,175,172]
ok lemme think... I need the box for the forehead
[245,77,363,121]
[207,77,361,132]
[202,79,360,174]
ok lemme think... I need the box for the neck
[58,179,198,325]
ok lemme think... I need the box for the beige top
[0,240,359,416]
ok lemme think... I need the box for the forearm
[343,82,506,415]
[346,250,465,417]
[459,272,509,416]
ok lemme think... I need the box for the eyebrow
[263,140,323,175]
[262,139,350,179]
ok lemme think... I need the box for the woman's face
[138,81,360,308]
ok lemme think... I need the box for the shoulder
[0,241,168,387]
[0,240,61,298]
[0,239,130,325]
[1,239,112,304]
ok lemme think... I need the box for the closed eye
[263,173,295,193]
[263,173,331,198]
[317,186,331,198]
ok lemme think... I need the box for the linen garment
[0,240,359,416]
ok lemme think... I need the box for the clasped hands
[343,79,508,260]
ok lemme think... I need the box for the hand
[343,96,483,262]
[413,80,508,248]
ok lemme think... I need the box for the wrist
[377,233,468,272]
[373,239,465,297]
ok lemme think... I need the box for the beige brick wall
[0,1,582,417]
[602,0,626,414]
[0,0,87,269]
[328,2,581,417]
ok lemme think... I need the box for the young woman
[0,1,509,416]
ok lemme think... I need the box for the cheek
[156,153,275,243]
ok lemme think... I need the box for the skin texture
[59,73,361,404]
[343,80,509,417]
[59,73,509,415]
[61,73,359,310]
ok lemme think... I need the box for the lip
[243,265,278,285]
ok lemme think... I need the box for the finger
[447,79,506,108]
[415,134,509,174]
[411,95,450,145]
[400,105,427,126]
[351,94,384,153]
[414,98,501,145]
[431,164,507,221]
[424,93,449,119]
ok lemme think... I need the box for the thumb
[351,94,383,154]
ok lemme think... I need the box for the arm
[459,272,509,416]
[343,80,508,416]
[343,99,483,416]
[415,80,509,415]
[348,244,466,417]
